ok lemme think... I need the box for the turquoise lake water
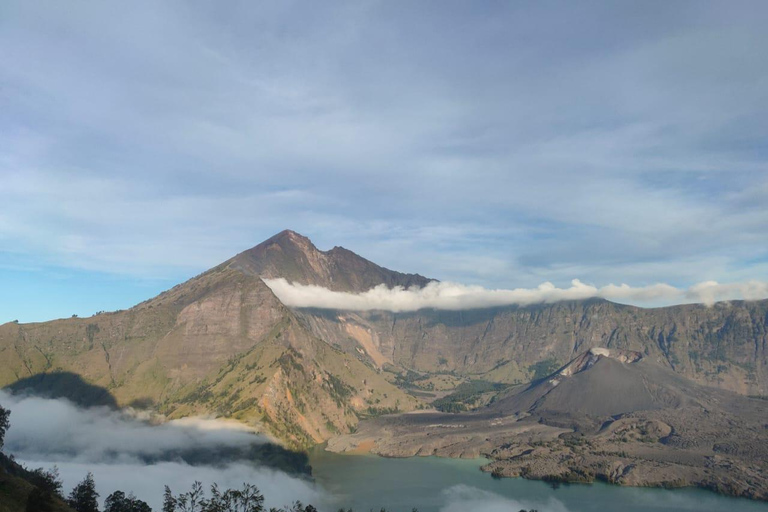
[309,448,768,512]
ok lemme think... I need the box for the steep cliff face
[226,230,434,292]
[298,298,768,395]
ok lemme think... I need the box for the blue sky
[2,1,768,322]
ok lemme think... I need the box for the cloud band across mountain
[263,278,768,312]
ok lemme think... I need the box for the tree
[175,481,204,512]
[268,503,318,512]
[163,483,331,512]
[206,483,264,512]
[28,466,63,497]
[104,490,152,512]
[26,487,57,512]
[134,501,152,512]
[24,466,64,511]
[67,472,100,512]
[168,482,265,512]
[105,491,129,512]
[163,486,177,512]
[0,405,10,449]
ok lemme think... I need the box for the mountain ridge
[298,297,768,396]
[1,229,766,452]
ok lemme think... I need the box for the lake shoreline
[309,445,768,512]
[321,418,768,503]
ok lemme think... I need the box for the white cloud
[0,391,262,462]
[685,280,768,304]
[264,278,768,311]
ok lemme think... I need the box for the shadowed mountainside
[4,372,118,409]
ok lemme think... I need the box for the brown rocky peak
[252,229,317,256]
[227,230,435,293]
[267,229,313,245]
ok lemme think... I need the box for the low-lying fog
[0,390,322,510]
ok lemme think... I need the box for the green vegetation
[432,380,508,413]
[67,473,99,512]
[277,351,305,376]
[393,370,433,391]
[104,490,151,512]
[179,382,215,405]
[0,405,8,449]
[361,405,400,417]
[324,374,355,407]
[0,449,71,512]
[527,358,560,381]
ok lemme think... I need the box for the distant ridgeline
[0,230,766,449]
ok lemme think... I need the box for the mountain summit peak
[227,230,434,293]
[269,229,311,242]
[258,229,315,250]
